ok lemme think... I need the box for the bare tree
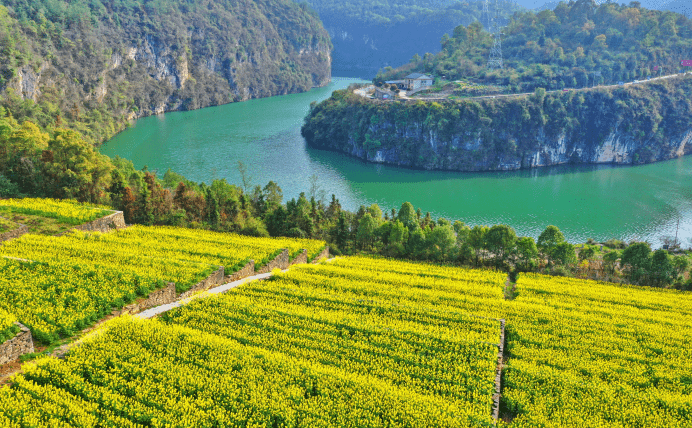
[237,161,252,193]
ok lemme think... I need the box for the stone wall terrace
[179,267,225,299]
[311,246,330,263]
[58,211,127,236]
[226,261,255,282]
[0,323,34,365]
[257,249,290,274]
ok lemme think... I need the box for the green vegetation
[303,75,692,170]
[302,0,519,76]
[0,307,18,343]
[0,215,15,233]
[380,0,692,92]
[0,0,330,144]
[0,198,111,224]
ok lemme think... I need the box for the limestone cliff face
[302,78,692,171]
[344,124,692,171]
[0,0,332,142]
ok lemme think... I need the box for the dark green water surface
[101,78,692,244]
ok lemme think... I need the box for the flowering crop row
[0,226,327,291]
[0,317,489,427]
[2,255,688,426]
[0,226,326,343]
[162,257,505,425]
[0,307,18,343]
[495,273,692,427]
[0,198,111,225]
[0,258,168,343]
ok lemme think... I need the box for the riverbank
[303,74,692,173]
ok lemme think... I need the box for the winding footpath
[136,271,275,319]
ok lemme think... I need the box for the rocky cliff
[0,0,331,143]
[302,76,692,171]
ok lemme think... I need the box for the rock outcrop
[303,77,692,171]
[0,0,332,143]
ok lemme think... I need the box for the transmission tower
[482,0,491,32]
[487,0,504,69]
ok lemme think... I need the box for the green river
[101,78,692,245]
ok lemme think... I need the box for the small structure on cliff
[404,73,434,90]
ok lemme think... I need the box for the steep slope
[301,0,520,78]
[303,76,692,171]
[0,0,331,143]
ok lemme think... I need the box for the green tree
[578,245,597,262]
[649,249,674,287]
[538,225,566,264]
[397,202,418,231]
[515,236,539,272]
[356,213,378,250]
[468,225,488,265]
[453,220,471,246]
[621,242,652,284]
[551,242,577,267]
[603,250,620,275]
[427,224,456,261]
[205,188,219,226]
[407,227,428,259]
[671,255,690,280]
[485,224,518,269]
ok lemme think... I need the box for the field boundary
[0,249,332,367]
[493,319,506,425]
[57,211,127,236]
[0,217,29,243]
[0,323,34,366]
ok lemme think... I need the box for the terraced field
[0,198,112,235]
[0,226,326,344]
[0,256,689,427]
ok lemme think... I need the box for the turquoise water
[101,78,692,245]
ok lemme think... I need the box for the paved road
[355,73,688,102]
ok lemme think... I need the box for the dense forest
[0,0,331,144]
[379,0,692,92]
[301,0,520,77]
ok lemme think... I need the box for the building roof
[404,73,433,80]
[385,80,405,84]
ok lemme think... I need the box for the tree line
[1,105,689,291]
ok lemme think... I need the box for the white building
[404,73,434,90]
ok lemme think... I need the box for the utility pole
[674,217,680,250]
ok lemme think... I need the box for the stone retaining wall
[290,249,308,266]
[0,217,29,243]
[0,323,34,365]
[257,248,290,274]
[62,211,127,235]
[112,282,177,316]
[311,246,330,263]
[179,267,225,299]
[492,319,506,424]
[226,261,255,282]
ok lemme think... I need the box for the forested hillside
[0,0,331,143]
[380,0,692,92]
[300,0,520,77]
[303,75,692,171]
